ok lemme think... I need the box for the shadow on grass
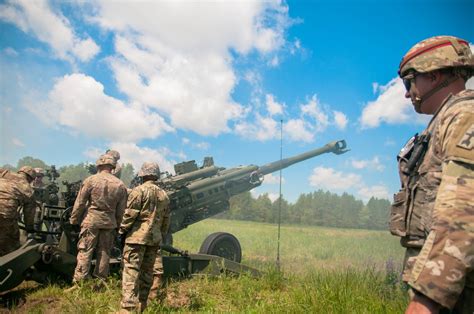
[0,283,43,310]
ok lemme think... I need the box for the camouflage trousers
[120,243,159,311]
[0,217,20,256]
[148,252,165,301]
[404,248,474,313]
[72,228,115,282]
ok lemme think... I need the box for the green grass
[3,219,408,313]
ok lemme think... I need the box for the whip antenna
[276,119,283,271]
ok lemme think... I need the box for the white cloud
[3,47,18,57]
[351,156,385,171]
[308,166,390,201]
[309,166,362,191]
[235,114,279,141]
[284,119,314,142]
[29,73,174,142]
[333,111,348,130]
[85,142,176,174]
[266,94,284,116]
[12,137,25,147]
[360,77,429,128]
[84,1,291,136]
[0,0,99,62]
[357,185,390,200]
[301,95,329,132]
[263,173,285,184]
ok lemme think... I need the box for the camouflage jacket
[119,180,170,246]
[394,90,474,309]
[0,177,36,229]
[70,172,128,229]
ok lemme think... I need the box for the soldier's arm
[69,180,91,225]
[21,184,37,231]
[119,188,142,235]
[408,109,474,309]
[115,185,128,227]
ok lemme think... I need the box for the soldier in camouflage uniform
[0,166,37,256]
[70,154,128,282]
[106,149,122,178]
[390,36,474,313]
[119,162,170,313]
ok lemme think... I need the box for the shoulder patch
[457,123,474,150]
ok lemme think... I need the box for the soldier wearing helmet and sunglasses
[118,162,170,313]
[390,36,474,313]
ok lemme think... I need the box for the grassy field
[1,219,408,313]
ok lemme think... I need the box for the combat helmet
[18,166,37,179]
[138,162,160,178]
[105,149,121,161]
[96,154,117,167]
[399,35,474,79]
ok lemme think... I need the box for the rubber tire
[199,232,242,263]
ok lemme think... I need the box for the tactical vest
[389,91,474,248]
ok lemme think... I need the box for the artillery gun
[0,140,348,292]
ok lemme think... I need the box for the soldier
[0,166,37,256]
[69,154,128,282]
[390,36,474,313]
[106,149,123,178]
[32,168,45,188]
[118,162,170,313]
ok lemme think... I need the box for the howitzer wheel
[199,232,242,263]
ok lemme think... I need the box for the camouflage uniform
[0,167,36,256]
[119,162,170,312]
[391,36,474,311]
[70,155,127,281]
[106,149,122,178]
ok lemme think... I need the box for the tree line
[220,190,390,230]
[3,156,391,231]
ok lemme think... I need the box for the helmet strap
[416,74,459,108]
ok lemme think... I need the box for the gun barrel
[258,140,348,175]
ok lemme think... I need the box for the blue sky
[1,0,473,203]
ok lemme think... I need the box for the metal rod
[276,119,283,271]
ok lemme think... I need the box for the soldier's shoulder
[443,89,474,114]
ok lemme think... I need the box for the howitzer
[0,140,348,292]
[158,140,349,262]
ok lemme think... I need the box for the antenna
[276,119,283,271]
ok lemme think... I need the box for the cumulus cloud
[360,78,429,128]
[333,111,348,130]
[266,94,284,116]
[85,142,176,174]
[235,114,279,141]
[351,156,385,171]
[284,119,314,142]
[29,73,174,142]
[0,0,99,62]
[263,173,285,184]
[357,185,390,200]
[308,166,390,201]
[301,95,329,132]
[235,94,349,142]
[83,1,291,136]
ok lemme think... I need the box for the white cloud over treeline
[308,166,390,201]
